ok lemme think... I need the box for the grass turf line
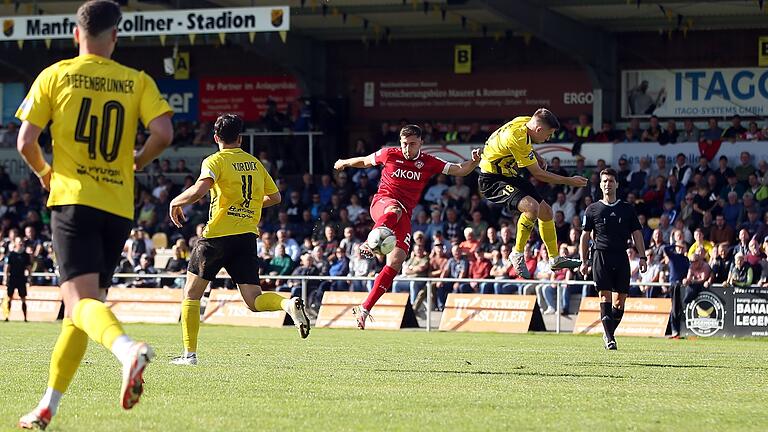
[1,322,767,431]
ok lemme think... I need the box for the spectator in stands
[708,243,732,285]
[710,214,736,245]
[441,122,459,144]
[447,176,471,209]
[722,115,747,140]
[443,208,465,242]
[532,247,557,314]
[659,119,679,145]
[316,248,350,297]
[131,254,159,288]
[665,242,691,335]
[740,208,764,239]
[458,227,481,260]
[282,254,319,300]
[694,156,712,180]
[624,118,642,142]
[481,226,501,258]
[574,113,594,145]
[1,122,18,148]
[162,245,188,289]
[394,244,430,304]
[665,174,686,209]
[421,121,438,144]
[424,174,449,205]
[687,228,714,261]
[376,121,398,147]
[467,211,488,240]
[436,245,470,309]
[263,244,295,290]
[725,252,753,288]
[627,158,651,196]
[488,245,515,295]
[702,118,723,141]
[745,121,764,141]
[680,119,700,142]
[642,116,662,142]
[650,155,668,182]
[735,151,756,186]
[594,121,621,143]
[682,246,711,299]
[462,122,487,143]
[317,174,335,206]
[348,244,376,293]
[669,153,692,188]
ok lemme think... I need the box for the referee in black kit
[579,168,647,350]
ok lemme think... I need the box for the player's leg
[537,201,580,270]
[612,292,629,333]
[361,199,403,258]
[515,196,540,278]
[611,256,631,344]
[228,233,309,338]
[593,251,617,350]
[355,214,410,329]
[20,295,28,322]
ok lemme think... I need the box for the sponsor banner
[683,287,768,337]
[316,291,418,330]
[574,297,671,337]
[351,69,593,120]
[199,76,301,121]
[105,288,182,324]
[0,7,289,41]
[203,289,288,327]
[622,68,768,118]
[157,79,198,122]
[0,286,61,322]
[438,294,545,333]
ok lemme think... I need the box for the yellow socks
[47,318,88,394]
[538,218,559,259]
[71,298,126,350]
[515,213,537,253]
[181,299,200,354]
[254,292,289,312]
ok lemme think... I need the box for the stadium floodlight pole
[426,281,432,332]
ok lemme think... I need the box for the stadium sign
[683,287,768,338]
[0,6,289,41]
[622,68,768,118]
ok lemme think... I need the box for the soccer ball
[367,227,397,255]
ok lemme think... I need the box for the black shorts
[51,205,132,288]
[7,282,27,298]
[478,172,543,213]
[188,233,260,285]
[591,250,631,294]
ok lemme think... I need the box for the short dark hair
[532,108,560,130]
[400,124,423,139]
[214,114,243,144]
[77,0,122,36]
[600,168,618,180]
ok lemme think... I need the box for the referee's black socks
[612,306,625,332]
[599,302,614,339]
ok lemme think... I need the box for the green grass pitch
[1,322,767,431]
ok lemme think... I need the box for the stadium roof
[3,0,766,41]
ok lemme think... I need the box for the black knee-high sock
[600,302,614,339]
[21,301,27,320]
[612,306,624,334]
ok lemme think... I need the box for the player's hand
[639,259,648,273]
[39,171,51,191]
[470,148,482,163]
[333,159,346,171]
[568,176,588,188]
[536,154,548,171]
[579,263,589,278]
[169,202,186,228]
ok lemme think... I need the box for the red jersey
[374,147,449,213]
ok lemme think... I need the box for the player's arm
[445,148,482,176]
[632,230,648,272]
[578,229,591,277]
[525,160,587,188]
[263,192,282,208]
[334,153,376,170]
[169,178,213,227]
[134,114,174,170]
[17,122,51,190]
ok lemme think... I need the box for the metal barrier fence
[30,271,757,333]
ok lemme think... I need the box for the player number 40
[74,97,125,162]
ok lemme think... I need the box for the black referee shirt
[582,200,642,252]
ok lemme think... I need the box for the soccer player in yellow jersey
[15,1,174,429]
[168,114,310,365]
[478,108,588,279]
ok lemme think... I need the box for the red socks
[362,265,399,311]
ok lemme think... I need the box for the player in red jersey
[334,124,481,329]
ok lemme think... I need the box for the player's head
[399,124,423,160]
[75,0,122,52]
[599,168,618,196]
[529,108,560,143]
[213,114,243,146]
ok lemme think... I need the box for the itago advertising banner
[622,68,768,118]
[0,6,289,41]
[352,70,594,120]
[199,76,301,121]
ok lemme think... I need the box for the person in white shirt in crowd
[551,191,576,223]
[346,193,366,224]
[276,229,301,262]
[423,174,450,204]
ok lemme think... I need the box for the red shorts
[370,195,412,253]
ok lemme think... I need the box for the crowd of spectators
[1,115,768,319]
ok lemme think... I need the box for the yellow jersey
[16,54,172,220]
[479,116,536,177]
[199,148,277,239]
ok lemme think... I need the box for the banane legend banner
[622,68,768,118]
[0,6,289,41]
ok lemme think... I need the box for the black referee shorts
[51,205,132,288]
[188,233,260,285]
[7,281,27,298]
[478,172,543,214]
[591,249,631,294]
